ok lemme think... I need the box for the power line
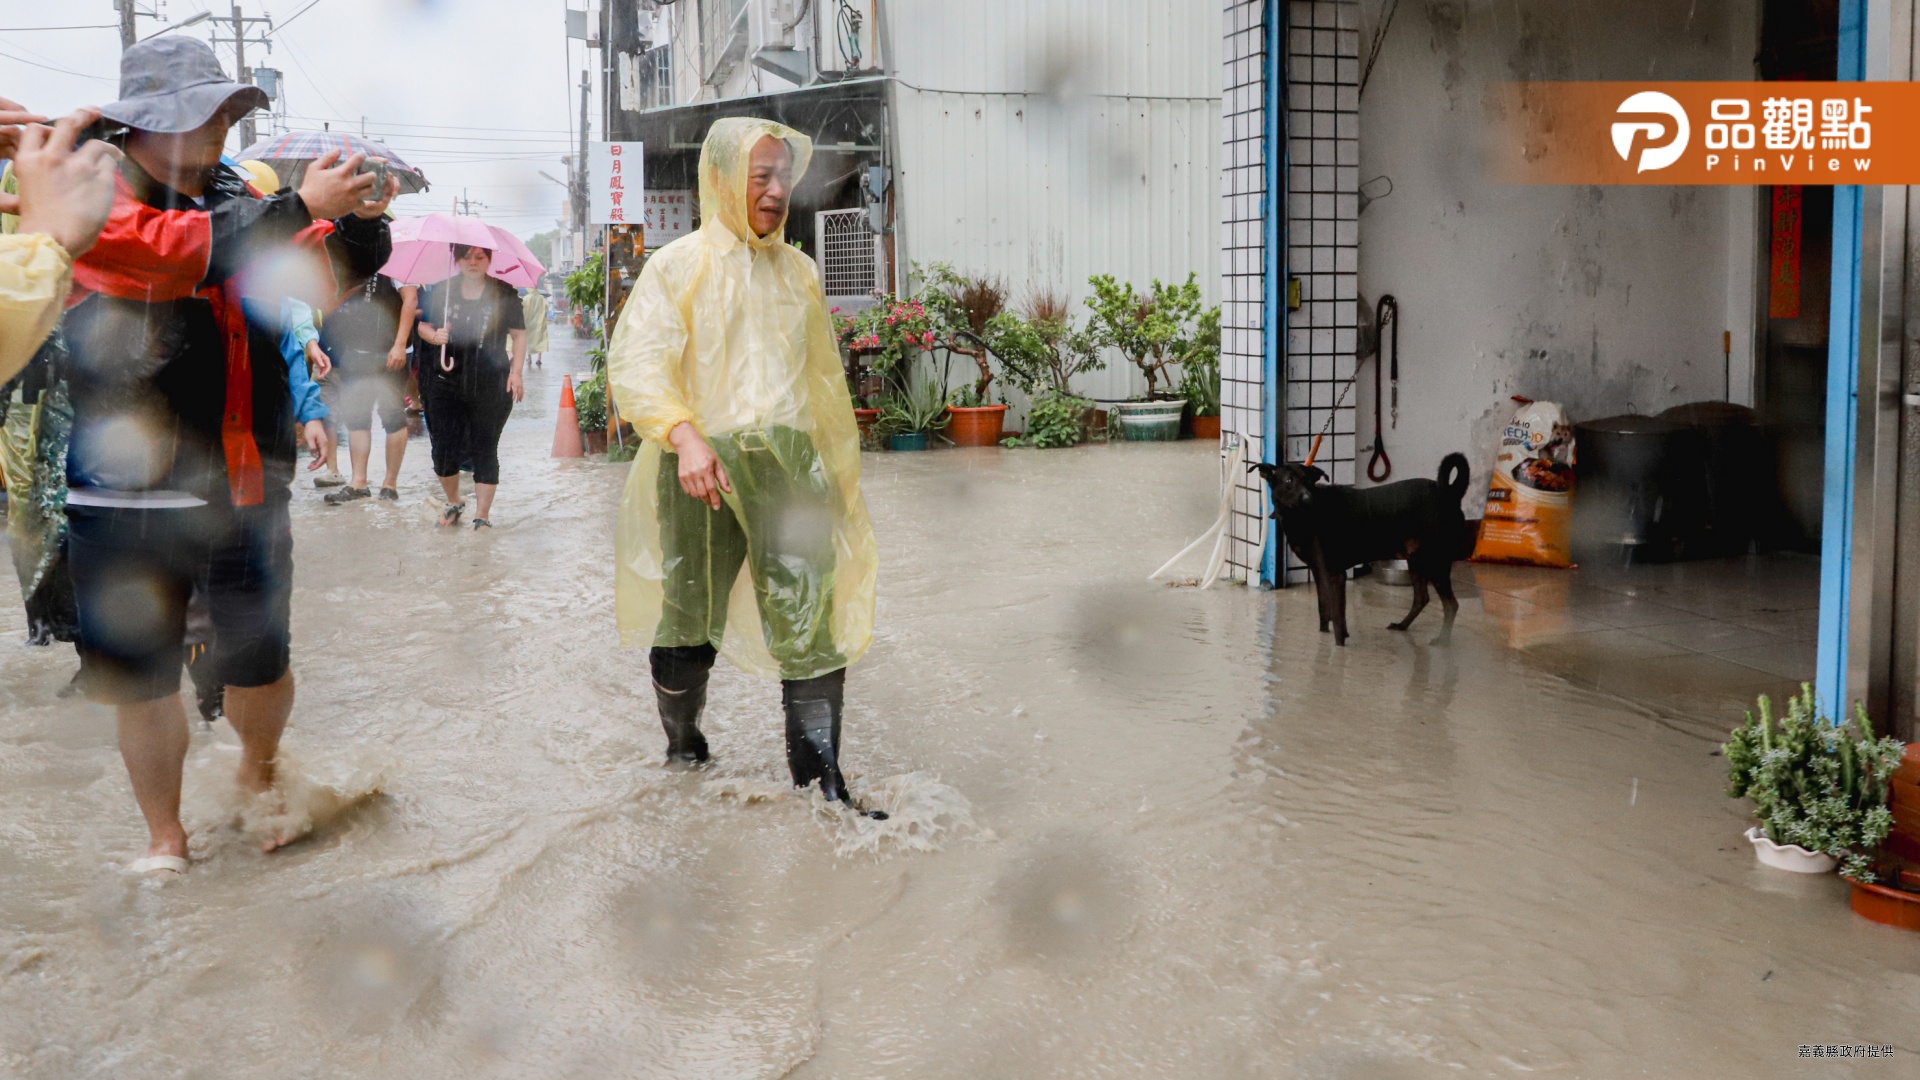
[273,32,348,119]
[0,23,118,30]
[0,44,116,81]
[275,0,327,30]
[281,112,572,135]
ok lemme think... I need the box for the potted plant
[1178,306,1222,440]
[1085,273,1208,442]
[836,295,936,387]
[1724,685,1905,878]
[918,263,1010,447]
[871,379,951,452]
[987,289,1106,448]
[574,369,611,455]
[564,253,605,340]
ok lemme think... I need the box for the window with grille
[816,208,880,298]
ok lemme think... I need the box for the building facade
[595,0,1222,406]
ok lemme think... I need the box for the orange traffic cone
[551,375,584,458]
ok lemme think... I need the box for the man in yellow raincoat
[607,117,879,810]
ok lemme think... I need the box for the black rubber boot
[650,644,716,765]
[783,669,887,818]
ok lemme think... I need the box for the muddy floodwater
[2,341,1916,1079]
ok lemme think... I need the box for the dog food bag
[1471,399,1576,568]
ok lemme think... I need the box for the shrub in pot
[1724,685,1905,879]
[835,295,935,386]
[987,289,1105,448]
[871,380,951,451]
[1179,307,1222,440]
[1084,273,1218,442]
[1002,391,1092,449]
[574,369,611,454]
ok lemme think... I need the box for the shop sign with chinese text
[642,190,695,244]
[588,142,645,224]
[1497,82,1920,184]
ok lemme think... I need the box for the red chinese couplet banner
[1769,185,1803,319]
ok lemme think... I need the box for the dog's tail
[1437,452,1471,503]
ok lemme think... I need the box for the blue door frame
[1814,0,1867,722]
[1259,0,1285,588]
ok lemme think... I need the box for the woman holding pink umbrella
[416,244,525,528]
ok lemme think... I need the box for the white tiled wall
[1280,0,1360,584]
[1223,0,1359,587]
[1221,0,1269,583]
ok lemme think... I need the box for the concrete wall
[1354,0,1761,506]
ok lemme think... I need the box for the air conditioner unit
[815,0,876,76]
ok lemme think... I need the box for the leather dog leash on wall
[1368,294,1398,482]
[1301,294,1401,477]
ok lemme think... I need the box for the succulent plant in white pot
[1724,685,1905,879]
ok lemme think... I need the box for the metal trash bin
[1573,413,1698,563]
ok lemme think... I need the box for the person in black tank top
[415,244,525,528]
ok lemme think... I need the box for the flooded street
[2,338,1915,1079]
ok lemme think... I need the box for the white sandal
[127,855,189,877]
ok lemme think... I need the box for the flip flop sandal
[439,503,466,527]
[128,855,188,877]
[378,487,400,501]
[324,486,371,505]
[472,518,492,530]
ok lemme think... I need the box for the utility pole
[211,4,274,149]
[607,0,641,141]
[116,0,138,50]
[578,70,592,258]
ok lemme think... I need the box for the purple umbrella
[235,130,429,194]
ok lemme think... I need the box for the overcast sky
[0,0,596,239]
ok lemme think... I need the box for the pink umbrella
[381,212,546,289]
[384,213,547,373]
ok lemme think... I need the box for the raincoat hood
[698,117,813,249]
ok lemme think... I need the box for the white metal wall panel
[886,0,1222,403]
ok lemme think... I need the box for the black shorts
[321,351,408,434]
[69,504,213,705]
[68,498,294,705]
[204,497,295,690]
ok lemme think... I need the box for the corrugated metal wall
[886,0,1222,403]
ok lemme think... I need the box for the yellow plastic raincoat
[0,233,72,386]
[521,290,550,354]
[607,117,875,681]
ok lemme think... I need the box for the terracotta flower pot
[1847,874,1920,931]
[1192,414,1221,441]
[1886,743,1920,864]
[946,404,1007,447]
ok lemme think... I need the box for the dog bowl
[1372,559,1415,586]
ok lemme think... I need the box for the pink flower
[886,316,896,324]
[922,332,935,345]
[831,306,842,314]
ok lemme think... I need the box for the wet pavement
[2,335,1916,1078]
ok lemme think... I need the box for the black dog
[1250,453,1472,645]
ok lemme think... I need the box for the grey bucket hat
[98,38,269,134]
